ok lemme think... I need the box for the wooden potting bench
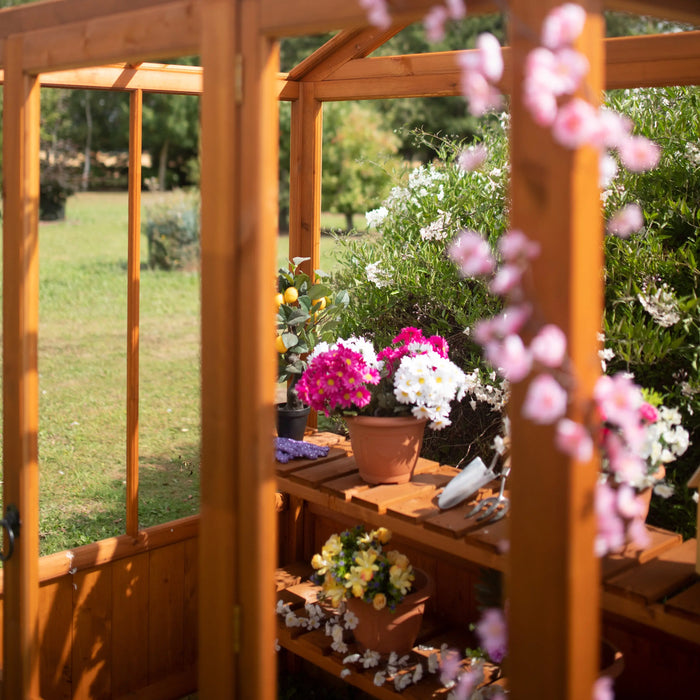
[275,432,700,699]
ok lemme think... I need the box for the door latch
[0,504,20,562]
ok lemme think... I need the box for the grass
[0,190,357,556]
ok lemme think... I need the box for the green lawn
[1,190,353,555]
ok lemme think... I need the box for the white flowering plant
[311,525,416,611]
[296,326,468,430]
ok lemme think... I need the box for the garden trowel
[437,453,499,510]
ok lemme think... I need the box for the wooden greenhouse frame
[0,0,698,698]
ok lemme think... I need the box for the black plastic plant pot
[276,404,311,441]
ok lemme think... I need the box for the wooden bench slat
[275,446,349,475]
[664,580,700,620]
[288,456,359,485]
[351,482,437,514]
[601,526,683,580]
[320,472,373,500]
[605,538,698,605]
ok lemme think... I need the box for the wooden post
[199,0,278,697]
[507,2,604,699]
[2,35,42,700]
[288,81,322,277]
[126,88,143,538]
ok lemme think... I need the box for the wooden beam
[605,30,700,88]
[606,0,700,24]
[288,82,323,277]
[313,30,699,101]
[507,1,603,699]
[199,0,278,697]
[2,34,42,700]
[16,0,201,75]
[126,89,142,539]
[0,0,179,39]
[288,23,409,82]
[259,0,500,37]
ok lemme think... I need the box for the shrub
[143,191,200,271]
[602,86,699,537]
[332,123,510,465]
[40,166,75,221]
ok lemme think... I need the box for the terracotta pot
[346,569,431,655]
[638,465,666,521]
[276,403,310,441]
[345,415,428,484]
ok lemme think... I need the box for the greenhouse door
[1,39,43,700]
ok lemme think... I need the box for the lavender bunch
[275,437,330,463]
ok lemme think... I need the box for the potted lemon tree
[276,257,348,440]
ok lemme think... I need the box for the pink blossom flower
[458,143,488,171]
[475,608,508,663]
[541,3,586,50]
[428,334,450,358]
[489,264,524,295]
[595,108,632,149]
[627,516,651,550]
[448,229,496,277]
[616,483,646,519]
[453,671,478,700]
[491,304,532,338]
[439,649,462,686]
[617,135,661,172]
[499,229,541,263]
[602,431,646,484]
[523,85,558,127]
[552,48,589,94]
[459,68,503,116]
[423,5,448,42]
[552,98,599,149]
[475,33,504,83]
[485,334,533,382]
[593,675,614,700]
[639,402,659,423]
[556,419,594,461]
[594,482,626,555]
[522,374,568,424]
[599,153,619,188]
[594,374,643,429]
[530,324,567,368]
[359,0,391,29]
[445,0,466,20]
[607,203,644,238]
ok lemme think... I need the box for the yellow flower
[390,564,415,596]
[344,568,368,598]
[386,550,409,569]
[373,527,392,544]
[322,534,343,558]
[372,593,387,611]
[323,576,347,607]
[311,553,331,575]
[354,549,379,581]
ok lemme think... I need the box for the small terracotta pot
[345,415,428,484]
[346,569,431,655]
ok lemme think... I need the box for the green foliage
[143,191,200,270]
[603,86,700,537]
[332,122,510,464]
[322,102,402,228]
[277,258,349,409]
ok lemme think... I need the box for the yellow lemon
[275,335,287,353]
[283,286,298,304]
[274,293,284,308]
[316,297,327,310]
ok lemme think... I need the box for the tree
[322,102,401,230]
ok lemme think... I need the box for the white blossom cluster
[408,164,446,199]
[639,405,690,481]
[463,368,510,412]
[393,350,468,429]
[637,282,681,327]
[275,597,453,692]
[420,211,453,241]
[365,261,393,288]
[365,206,389,230]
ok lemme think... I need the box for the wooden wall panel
[111,553,150,696]
[148,543,186,682]
[183,538,199,669]
[38,579,73,699]
[72,568,113,699]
